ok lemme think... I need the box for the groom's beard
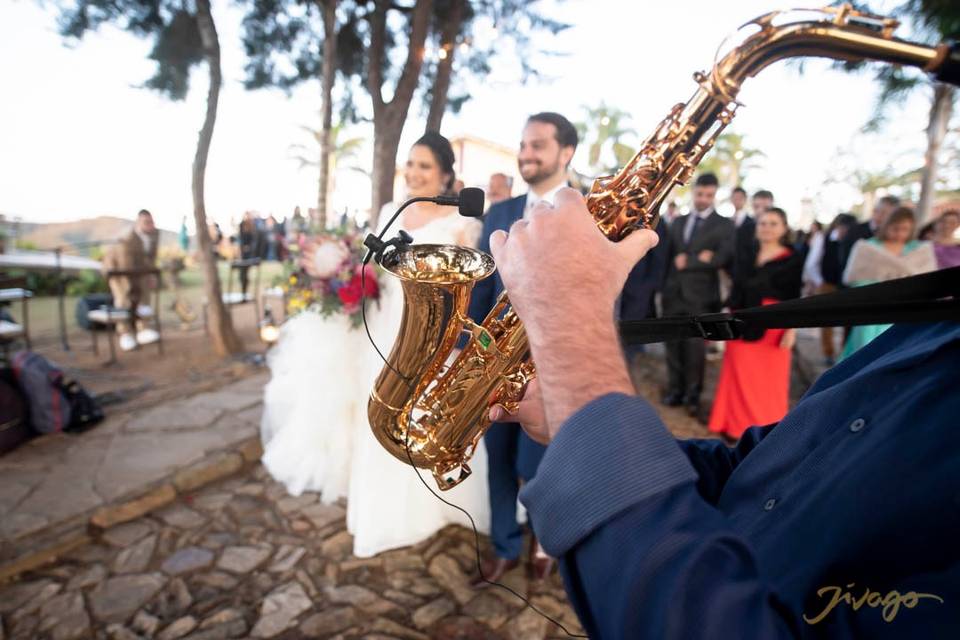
[519,157,563,187]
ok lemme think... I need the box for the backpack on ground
[11,351,104,434]
[0,367,32,454]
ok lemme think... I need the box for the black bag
[0,368,32,454]
[61,378,104,432]
[11,351,104,434]
[75,293,114,331]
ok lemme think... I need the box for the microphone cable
[359,201,587,638]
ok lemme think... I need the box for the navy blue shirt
[521,322,960,638]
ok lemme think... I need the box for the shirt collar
[526,182,568,211]
[692,207,714,220]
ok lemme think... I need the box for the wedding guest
[730,186,749,228]
[931,209,960,268]
[619,216,669,371]
[727,188,771,292]
[812,213,857,365]
[178,216,189,252]
[840,206,937,359]
[709,208,803,441]
[468,112,578,585]
[237,213,258,296]
[101,209,159,352]
[840,194,900,271]
[661,172,734,419]
[485,186,960,639]
[662,201,680,227]
[487,173,513,205]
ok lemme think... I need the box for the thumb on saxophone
[615,228,659,264]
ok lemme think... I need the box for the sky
[0,0,939,234]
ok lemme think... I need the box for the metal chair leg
[107,324,117,365]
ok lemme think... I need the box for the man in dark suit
[468,112,577,586]
[728,188,771,278]
[619,217,669,371]
[661,173,734,417]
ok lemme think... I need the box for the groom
[468,112,578,585]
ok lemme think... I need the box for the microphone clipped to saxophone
[366,4,960,490]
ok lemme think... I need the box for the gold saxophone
[369,5,957,489]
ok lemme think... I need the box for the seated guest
[708,208,803,441]
[101,209,160,352]
[486,187,959,638]
[841,206,937,359]
[931,209,960,268]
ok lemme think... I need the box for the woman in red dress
[708,208,803,441]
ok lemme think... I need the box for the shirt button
[849,418,866,433]
[763,498,777,511]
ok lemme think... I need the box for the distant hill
[17,216,178,253]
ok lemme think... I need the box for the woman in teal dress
[840,206,937,359]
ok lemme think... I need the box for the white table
[0,250,103,350]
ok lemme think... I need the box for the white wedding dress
[261,205,490,558]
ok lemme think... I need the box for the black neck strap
[619,266,960,345]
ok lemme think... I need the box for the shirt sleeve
[520,393,802,639]
[676,424,774,504]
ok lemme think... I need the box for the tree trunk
[317,0,338,230]
[425,0,464,133]
[371,115,405,228]
[916,83,955,227]
[194,0,243,356]
[367,0,434,229]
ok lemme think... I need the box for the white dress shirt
[523,182,569,219]
[733,209,750,229]
[135,229,153,256]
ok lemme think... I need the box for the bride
[261,131,491,558]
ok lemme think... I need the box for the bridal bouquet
[279,224,380,328]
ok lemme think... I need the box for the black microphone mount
[362,188,486,266]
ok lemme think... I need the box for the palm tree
[290,122,367,226]
[829,0,959,226]
[576,103,638,177]
[699,132,765,188]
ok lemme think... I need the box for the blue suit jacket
[521,321,960,638]
[467,194,526,325]
[618,218,669,322]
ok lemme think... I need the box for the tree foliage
[240,0,569,123]
[58,1,205,101]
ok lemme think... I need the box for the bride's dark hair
[413,131,457,194]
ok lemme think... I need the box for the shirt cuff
[519,392,697,557]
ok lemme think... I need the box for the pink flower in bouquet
[304,238,349,279]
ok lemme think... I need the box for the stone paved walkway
[0,463,582,639]
[0,329,834,639]
[0,373,269,563]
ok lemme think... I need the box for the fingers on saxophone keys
[489,229,509,260]
[527,201,554,220]
[554,187,585,210]
[510,218,531,233]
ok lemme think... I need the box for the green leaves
[144,10,204,100]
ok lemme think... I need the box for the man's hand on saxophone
[488,187,659,438]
